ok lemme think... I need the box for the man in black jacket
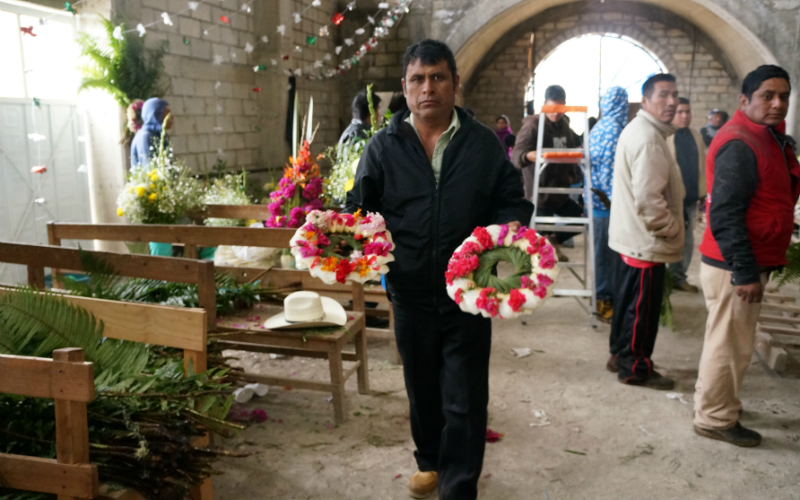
[346,40,532,500]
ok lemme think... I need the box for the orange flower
[320,256,339,272]
[354,258,371,277]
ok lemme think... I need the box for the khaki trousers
[694,263,768,430]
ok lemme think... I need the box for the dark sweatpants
[393,303,492,500]
[609,258,665,382]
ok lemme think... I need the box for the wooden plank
[49,223,295,249]
[0,354,94,402]
[328,343,346,424]
[758,314,800,326]
[0,242,205,285]
[0,454,98,498]
[772,333,800,346]
[761,302,800,314]
[763,292,796,303]
[47,222,64,290]
[366,328,395,341]
[202,204,271,221]
[53,349,91,471]
[98,486,146,500]
[342,360,362,383]
[27,265,46,289]
[196,260,217,330]
[228,371,334,392]
[759,324,800,337]
[213,342,358,361]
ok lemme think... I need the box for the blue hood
[588,86,629,214]
[141,97,168,135]
[599,86,629,129]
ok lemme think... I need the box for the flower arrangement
[116,125,204,224]
[446,225,560,319]
[203,172,252,227]
[126,99,144,134]
[266,140,325,228]
[290,209,395,285]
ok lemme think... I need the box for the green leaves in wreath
[321,233,364,260]
[473,246,533,294]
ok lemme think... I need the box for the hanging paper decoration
[244,42,254,53]
[323,53,332,61]
[294,68,302,76]
[231,52,237,59]
[27,133,46,142]
[136,23,146,36]
[20,26,36,36]
[335,46,342,54]
[312,0,321,5]
[331,12,345,25]
[347,1,356,10]
[313,60,322,68]
[253,64,266,72]
[293,12,302,23]
[282,54,290,60]
[203,29,209,35]
[38,17,47,25]
[355,28,365,35]
[242,4,251,12]
[183,37,190,44]
[261,35,268,43]
[162,12,173,26]
[215,81,222,89]
[65,2,77,14]
[319,26,329,36]
[112,26,123,40]
[294,46,302,52]
[252,87,261,92]
[306,35,316,45]
[344,38,354,46]
[378,2,389,7]
[31,166,47,174]
[188,1,199,10]
[277,25,286,35]
[271,59,277,65]
[220,15,230,23]
[368,15,375,24]
[32,97,41,108]
[213,54,224,64]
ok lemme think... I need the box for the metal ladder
[530,104,597,326]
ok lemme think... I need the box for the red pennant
[220,15,230,23]
[281,54,290,60]
[31,165,47,174]
[331,12,344,25]
[20,26,36,36]
[252,87,261,92]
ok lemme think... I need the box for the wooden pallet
[755,292,800,373]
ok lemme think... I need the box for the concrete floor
[214,229,800,500]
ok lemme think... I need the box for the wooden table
[211,310,368,424]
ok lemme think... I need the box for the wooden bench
[47,222,400,364]
[755,291,800,374]
[0,348,99,500]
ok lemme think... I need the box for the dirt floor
[213,224,800,500]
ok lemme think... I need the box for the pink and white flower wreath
[290,209,395,285]
[446,225,560,319]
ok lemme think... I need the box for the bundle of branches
[0,289,249,500]
[63,249,280,316]
[774,241,800,288]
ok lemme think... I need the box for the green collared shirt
[406,110,461,184]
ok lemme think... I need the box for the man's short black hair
[544,85,566,102]
[678,97,690,105]
[352,89,381,121]
[403,39,458,80]
[742,65,791,99]
[642,73,677,99]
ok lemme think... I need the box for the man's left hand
[507,221,522,233]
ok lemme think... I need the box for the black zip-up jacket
[344,107,534,313]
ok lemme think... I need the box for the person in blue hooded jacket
[589,87,629,323]
[130,97,172,168]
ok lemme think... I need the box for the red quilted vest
[699,110,800,266]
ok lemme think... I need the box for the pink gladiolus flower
[533,285,548,298]
[475,287,500,317]
[363,241,391,257]
[508,288,527,312]
[497,224,509,244]
[302,177,323,200]
[472,227,494,250]
[265,215,285,228]
[454,288,464,304]
[268,200,284,217]
[288,206,305,228]
[537,274,554,286]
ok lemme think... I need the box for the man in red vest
[695,65,799,447]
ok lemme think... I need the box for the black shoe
[619,370,675,390]
[366,315,390,329]
[606,354,619,373]
[694,421,762,447]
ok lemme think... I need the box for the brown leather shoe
[619,370,675,390]
[408,471,437,499]
[674,281,699,293]
[606,354,619,372]
[694,421,762,447]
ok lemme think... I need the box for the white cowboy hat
[264,291,347,330]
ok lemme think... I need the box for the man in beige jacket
[666,97,707,293]
[607,74,685,390]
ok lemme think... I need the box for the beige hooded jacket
[608,109,686,263]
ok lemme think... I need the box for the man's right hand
[526,151,537,163]
[736,282,763,303]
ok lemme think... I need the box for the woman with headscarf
[588,86,629,324]
[130,97,172,168]
[494,115,514,159]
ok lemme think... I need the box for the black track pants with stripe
[609,258,665,382]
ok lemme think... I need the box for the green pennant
[306,35,317,45]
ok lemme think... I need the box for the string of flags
[25,0,414,82]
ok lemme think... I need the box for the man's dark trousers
[610,257,665,382]
[393,302,492,500]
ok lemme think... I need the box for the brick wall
[463,3,740,132]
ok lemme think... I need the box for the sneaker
[674,281,699,293]
[408,471,437,499]
[366,315,390,328]
[596,300,613,324]
[619,370,675,390]
[694,421,762,447]
[606,354,619,373]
